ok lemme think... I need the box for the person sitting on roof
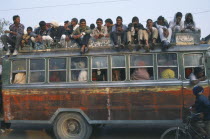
[1,15,24,56]
[105,18,114,34]
[21,27,36,48]
[33,21,53,48]
[169,12,184,32]
[155,16,172,51]
[184,13,200,33]
[146,19,158,50]
[127,16,150,52]
[91,18,109,40]
[72,19,91,54]
[59,21,71,47]
[50,21,64,43]
[111,16,127,49]
[60,18,79,47]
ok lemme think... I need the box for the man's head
[193,85,204,96]
[132,16,139,24]
[194,67,204,78]
[71,18,78,26]
[27,27,33,34]
[13,15,20,24]
[64,20,69,28]
[90,24,95,30]
[157,16,165,25]
[175,12,183,24]
[96,18,103,28]
[39,21,47,30]
[117,26,122,32]
[116,16,123,26]
[80,19,86,28]
[147,19,153,28]
[105,18,113,27]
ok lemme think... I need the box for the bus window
[184,54,205,79]
[112,55,126,81]
[49,58,66,82]
[92,56,108,81]
[71,57,88,82]
[130,54,154,80]
[30,59,45,83]
[157,53,178,79]
[12,59,26,84]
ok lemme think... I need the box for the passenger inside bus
[92,69,107,81]
[188,67,206,85]
[13,72,26,84]
[130,61,150,80]
[78,61,87,82]
[50,71,61,82]
[112,69,125,81]
[160,68,175,79]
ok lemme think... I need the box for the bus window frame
[91,55,109,82]
[29,58,46,84]
[129,54,154,81]
[11,59,27,84]
[48,57,67,83]
[156,53,179,80]
[183,52,206,80]
[70,56,89,82]
[111,55,126,82]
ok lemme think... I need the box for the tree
[0,18,10,36]
[0,19,10,48]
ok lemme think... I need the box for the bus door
[182,53,209,111]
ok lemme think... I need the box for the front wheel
[160,127,192,139]
[53,113,92,139]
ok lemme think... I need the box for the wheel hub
[66,120,80,134]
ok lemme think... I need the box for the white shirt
[189,73,197,81]
[78,70,87,82]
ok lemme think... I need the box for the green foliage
[0,18,10,36]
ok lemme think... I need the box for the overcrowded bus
[0,32,210,139]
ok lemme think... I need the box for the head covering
[51,21,59,28]
[185,13,194,25]
[132,16,139,23]
[193,85,204,96]
[161,69,175,79]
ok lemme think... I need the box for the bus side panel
[2,88,109,121]
[110,85,183,120]
[3,85,183,122]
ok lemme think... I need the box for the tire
[53,113,92,139]
[160,127,192,139]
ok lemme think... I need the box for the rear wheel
[53,113,92,139]
[160,127,192,139]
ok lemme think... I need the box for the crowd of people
[1,12,201,56]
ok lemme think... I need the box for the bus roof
[6,44,210,59]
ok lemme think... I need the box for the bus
[0,33,210,139]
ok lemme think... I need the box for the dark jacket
[195,94,210,121]
[34,27,51,36]
[50,26,65,41]
[127,23,145,31]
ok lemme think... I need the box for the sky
[0,0,210,38]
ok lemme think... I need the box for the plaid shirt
[92,26,108,37]
[9,23,25,38]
